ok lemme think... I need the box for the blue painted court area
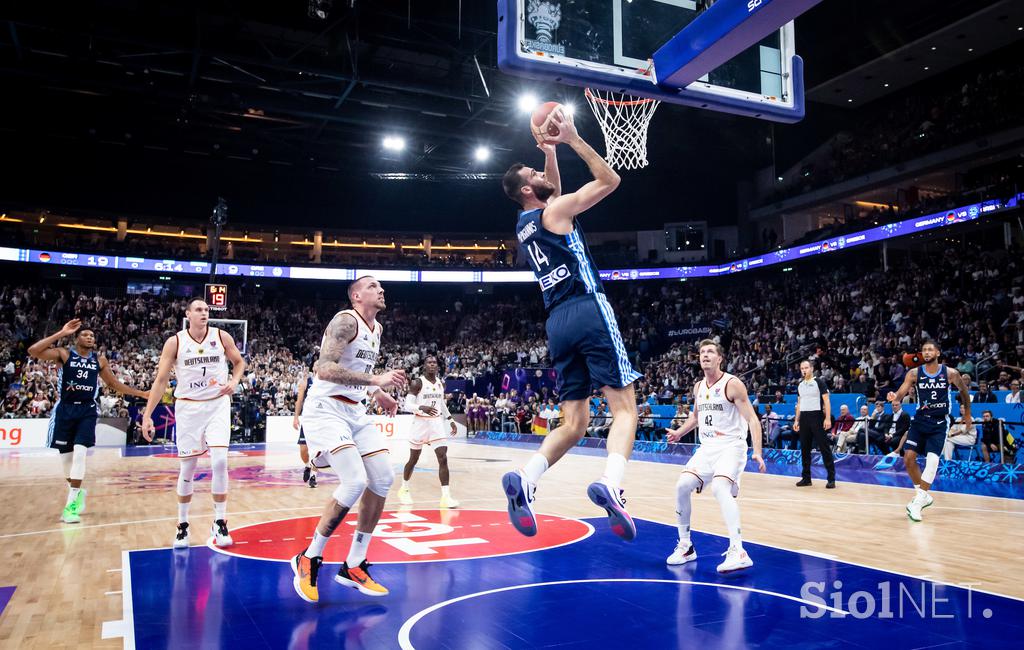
[123,514,1021,649]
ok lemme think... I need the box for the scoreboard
[205,283,228,310]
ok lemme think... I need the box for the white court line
[396,578,851,650]
[106,568,122,573]
[630,515,1024,603]
[0,504,325,539]
[104,590,123,596]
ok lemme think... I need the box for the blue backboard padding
[654,0,824,89]
[496,0,806,123]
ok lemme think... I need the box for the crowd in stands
[765,60,1024,205]
[2,242,1022,457]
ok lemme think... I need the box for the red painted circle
[213,509,593,564]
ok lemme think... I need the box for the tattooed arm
[316,312,406,389]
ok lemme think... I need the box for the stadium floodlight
[382,136,406,152]
[474,146,490,162]
[517,93,539,113]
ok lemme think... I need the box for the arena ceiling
[0,0,1015,234]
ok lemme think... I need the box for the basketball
[531,101,564,142]
[902,352,923,368]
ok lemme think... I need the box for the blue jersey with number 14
[515,208,604,312]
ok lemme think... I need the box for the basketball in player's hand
[902,352,923,368]
[531,101,564,144]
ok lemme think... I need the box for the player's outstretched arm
[666,383,700,443]
[534,132,561,200]
[888,368,917,405]
[541,111,620,232]
[141,336,177,441]
[316,312,406,390]
[98,356,149,399]
[218,330,247,396]
[730,379,766,472]
[947,367,972,428]
[26,319,79,363]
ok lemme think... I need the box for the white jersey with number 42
[307,310,382,404]
[174,327,230,401]
[694,373,747,446]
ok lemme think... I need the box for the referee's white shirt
[797,377,829,412]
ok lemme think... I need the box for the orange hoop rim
[584,87,659,106]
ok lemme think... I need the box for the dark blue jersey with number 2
[915,364,951,422]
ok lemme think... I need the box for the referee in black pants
[794,360,836,488]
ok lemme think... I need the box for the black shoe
[826,480,836,489]
[302,465,312,483]
[795,478,812,487]
[308,474,317,488]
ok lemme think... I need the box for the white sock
[441,485,451,497]
[306,531,330,558]
[66,487,81,507]
[915,486,928,499]
[713,483,742,549]
[346,530,372,566]
[213,501,227,521]
[675,506,692,548]
[401,479,410,488]
[177,501,190,525]
[523,454,548,484]
[602,453,627,489]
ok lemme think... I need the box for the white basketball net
[584,88,661,170]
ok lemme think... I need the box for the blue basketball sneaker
[502,470,537,537]
[587,480,637,541]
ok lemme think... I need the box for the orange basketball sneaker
[335,560,389,597]
[291,551,323,603]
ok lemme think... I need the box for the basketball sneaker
[398,482,414,505]
[335,561,389,597]
[308,473,317,489]
[717,545,753,573]
[302,465,312,484]
[60,502,80,524]
[71,488,87,514]
[173,523,190,549]
[906,491,933,522]
[501,470,537,536]
[291,551,322,603]
[586,480,637,541]
[211,519,234,547]
[666,542,697,566]
[439,494,460,509]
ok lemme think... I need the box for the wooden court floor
[1,440,1022,648]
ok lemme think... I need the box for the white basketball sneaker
[666,542,697,566]
[906,491,933,522]
[173,523,190,549]
[211,519,234,547]
[439,494,460,509]
[717,545,753,573]
[398,483,414,505]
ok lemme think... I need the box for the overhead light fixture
[474,146,490,162]
[884,83,890,87]
[382,136,405,152]
[847,98,853,103]
[561,104,575,118]
[517,93,539,113]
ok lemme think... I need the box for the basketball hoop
[584,88,660,170]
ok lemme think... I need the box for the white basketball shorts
[174,395,231,458]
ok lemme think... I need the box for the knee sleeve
[210,447,229,494]
[676,471,703,496]
[364,452,395,497]
[710,478,734,501]
[922,452,939,484]
[327,447,369,508]
[310,450,332,470]
[69,445,87,481]
[177,457,198,497]
[60,451,74,479]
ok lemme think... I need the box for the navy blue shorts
[546,294,641,402]
[297,427,306,445]
[48,403,98,452]
[905,417,948,456]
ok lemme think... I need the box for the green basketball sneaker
[71,488,87,515]
[61,502,81,524]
